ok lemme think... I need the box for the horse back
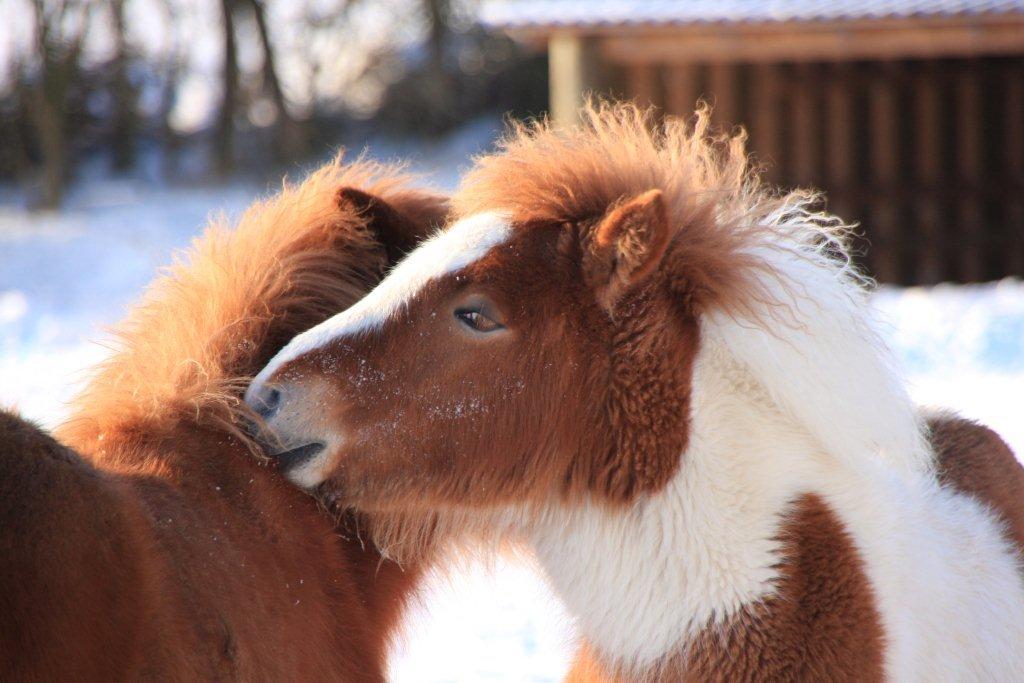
[0,410,165,681]
[930,413,1024,554]
[120,427,386,681]
[0,410,391,681]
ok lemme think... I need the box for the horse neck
[57,377,426,673]
[525,339,822,669]
[525,330,1024,678]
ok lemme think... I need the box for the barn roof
[481,0,1024,30]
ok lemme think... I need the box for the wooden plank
[628,62,658,110]
[914,63,944,284]
[956,63,984,282]
[750,63,782,182]
[506,14,1024,43]
[1007,62,1024,180]
[664,64,698,118]
[598,20,1024,64]
[868,64,900,283]
[707,62,737,129]
[548,33,603,127]
[791,63,819,187]
[1004,61,1024,277]
[825,63,854,225]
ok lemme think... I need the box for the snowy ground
[1,133,1022,681]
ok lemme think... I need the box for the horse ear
[337,187,423,266]
[584,189,671,311]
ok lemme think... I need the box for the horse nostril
[253,387,282,420]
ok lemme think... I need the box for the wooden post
[869,64,901,283]
[751,63,782,183]
[792,63,819,188]
[914,63,944,284]
[1004,62,1024,278]
[956,63,984,282]
[628,62,659,110]
[665,64,698,119]
[826,63,854,226]
[549,33,602,128]
[707,62,737,130]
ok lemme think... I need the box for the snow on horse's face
[246,190,700,510]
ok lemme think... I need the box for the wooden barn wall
[619,57,1024,284]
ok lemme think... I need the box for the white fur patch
[717,224,933,480]
[286,451,335,489]
[527,341,807,669]
[249,211,512,392]
[527,334,1024,677]
[521,225,1023,675]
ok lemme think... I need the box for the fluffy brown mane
[454,101,859,317]
[60,157,446,456]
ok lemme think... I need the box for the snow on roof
[480,0,1024,30]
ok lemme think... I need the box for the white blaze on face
[251,211,513,389]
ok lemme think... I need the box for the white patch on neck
[527,333,1024,678]
[252,211,512,386]
[528,342,802,670]
[707,242,933,480]
[514,205,1024,674]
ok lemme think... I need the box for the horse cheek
[598,304,698,503]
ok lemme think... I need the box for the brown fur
[265,103,853,565]
[565,494,886,683]
[249,105,848,545]
[0,158,445,680]
[275,104,802,523]
[453,101,857,321]
[253,104,1021,679]
[567,413,1024,682]
[61,157,445,453]
[682,493,885,681]
[930,413,1024,553]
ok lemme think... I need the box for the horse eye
[454,307,504,333]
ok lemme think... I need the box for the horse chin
[273,441,325,471]
[276,443,334,490]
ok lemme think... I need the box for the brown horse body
[250,105,1024,680]
[0,159,443,680]
[1,411,407,680]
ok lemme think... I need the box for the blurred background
[1,1,1023,681]
[0,0,547,204]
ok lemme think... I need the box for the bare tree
[108,0,136,171]
[24,0,93,207]
[425,0,450,72]
[155,0,183,177]
[216,0,239,175]
[246,0,307,162]
[0,57,31,181]
[423,0,455,123]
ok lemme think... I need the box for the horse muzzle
[244,379,335,488]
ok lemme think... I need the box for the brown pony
[248,104,1024,681]
[0,158,444,680]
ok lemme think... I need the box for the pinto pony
[0,159,443,680]
[248,105,1024,680]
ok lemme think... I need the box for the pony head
[247,103,930,542]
